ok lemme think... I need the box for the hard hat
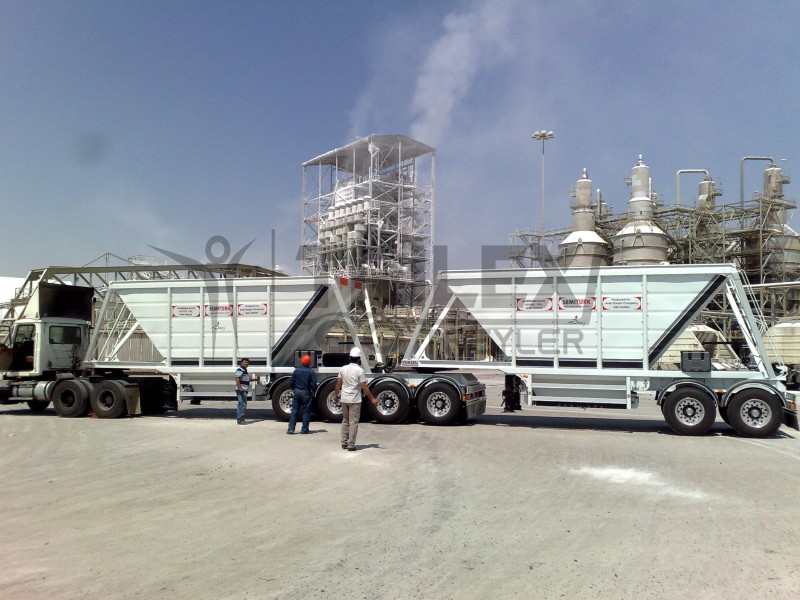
[349,347,362,358]
[301,355,312,366]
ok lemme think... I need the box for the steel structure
[300,134,435,308]
[0,259,281,344]
[510,158,800,320]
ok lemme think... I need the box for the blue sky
[2,0,799,276]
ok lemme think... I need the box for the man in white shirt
[335,347,377,451]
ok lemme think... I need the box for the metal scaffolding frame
[0,257,282,344]
[300,134,434,307]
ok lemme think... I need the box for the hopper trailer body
[403,263,799,437]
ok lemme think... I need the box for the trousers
[289,389,313,433]
[236,389,248,422]
[340,402,361,448]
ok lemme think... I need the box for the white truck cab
[2,318,88,377]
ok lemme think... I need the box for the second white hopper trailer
[403,263,800,437]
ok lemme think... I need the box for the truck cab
[1,318,88,378]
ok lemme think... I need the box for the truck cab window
[11,324,35,370]
[49,326,82,345]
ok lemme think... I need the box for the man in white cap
[335,346,377,451]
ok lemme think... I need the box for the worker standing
[288,354,317,434]
[335,347,377,451]
[235,357,251,425]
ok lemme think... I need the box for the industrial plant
[294,136,799,377]
[510,154,800,381]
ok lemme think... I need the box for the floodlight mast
[532,130,554,233]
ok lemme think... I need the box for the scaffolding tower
[301,134,434,308]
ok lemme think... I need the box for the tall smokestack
[558,168,609,267]
[612,155,670,265]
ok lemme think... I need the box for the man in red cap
[288,354,317,434]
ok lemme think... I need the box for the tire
[417,382,461,425]
[316,380,343,423]
[718,404,730,425]
[26,400,49,413]
[367,380,410,424]
[52,380,90,418]
[726,389,783,438]
[270,380,293,422]
[90,380,128,419]
[662,387,716,436]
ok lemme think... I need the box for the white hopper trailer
[38,275,484,424]
[403,264,800,438]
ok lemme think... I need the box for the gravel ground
[1,372,799,599]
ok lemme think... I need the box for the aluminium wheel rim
[279,390,294,413]
[376,390,399,416]
[739,399,771,429]
[426,391,452,418]
[325,392,343,416]
[675,397,705,426]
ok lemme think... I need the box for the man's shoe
[287,430,295,435]
[341,444,348,449]
[237,420,246,425]
[300,430,310,434]
[347,446,356,452]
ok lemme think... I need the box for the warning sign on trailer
[515,297,553,312]
[237,303,268,316]
[172,305,201,317]
[601,296,642,310]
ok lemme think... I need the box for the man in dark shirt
[288,354,318,434]
[235,358,251,425]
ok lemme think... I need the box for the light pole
[531,130,554,233]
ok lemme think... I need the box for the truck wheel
[417,383,460,425]
[90,380,128,419]
[26,400,49,413]
[316,380,343,423]
[270,380,293,422]
[727,389,783,438]
[367,380,410,424]
[662,387,716,436]
[52,380,89,418]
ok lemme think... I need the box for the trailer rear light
[788,400,797,411]
[462,394,468,401]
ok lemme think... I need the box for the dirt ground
[2,373,799,599]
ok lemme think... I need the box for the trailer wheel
[90,380,128,419]
[52,380,90,418]
[726,389,783,438]
[662,387,716,436]
[316,380,343,423]
[270,380,293,422]
[417,383,460,425]
[26,400,49,413]
[367,380,410,424]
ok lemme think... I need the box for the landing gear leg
[502,375,521,413]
